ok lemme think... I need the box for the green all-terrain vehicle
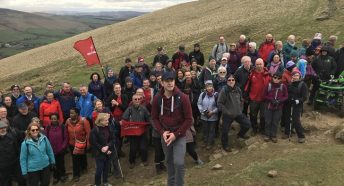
[314,71,344,117]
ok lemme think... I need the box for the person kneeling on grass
[218,74,251,152]
[263,72,288,143]
[90,113,115,186]
[121,94,151,169]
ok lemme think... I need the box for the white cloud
[0,0,195,12]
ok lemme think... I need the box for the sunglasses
[219,72,226,74]
[133,98,142,101]
[227,79,235,82]
[30,129,39,132]
[273,76,281,80]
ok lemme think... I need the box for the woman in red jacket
[66,107,91,182]
[39,91,64,128]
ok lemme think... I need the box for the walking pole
[289,103,293,142]
[113,143,125,181]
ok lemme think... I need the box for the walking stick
[112,143,125,181]
[289,104,293,142]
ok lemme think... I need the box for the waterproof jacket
[105,93,129,121]
[90,126,115,158]
[76,93,97,120]
[88,81,106,101]
[258,40,275,63]
[54,89,81,117]
[312,54,337,80]
[189,50,205,66]
[0,131,20,170]
[244,68,271,102]
[283,42,298,62]
[218,85,243,118]
[263,82,288,110]
[234,66,252,91]
[172,52,189,70]
[153,54,169,67]
[118,66,134,87]
[39,99,64,127]
[287,80,308,104]
[20,135,55,175]
[45,124,68,155]
[197,92,219,121]
[12,112,38,133]
[66,117,91,147]
[151,87,192,138]
[16,95,40,114]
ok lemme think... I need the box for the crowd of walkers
[0,32,343,186]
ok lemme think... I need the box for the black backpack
[200,91,218,106]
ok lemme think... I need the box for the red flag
[73,37,101,66]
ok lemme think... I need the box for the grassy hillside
[0,8,143,59]
[0,0,343,92]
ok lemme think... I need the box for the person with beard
[54,82,81,123]
[2,96,18,123]
[172,44,189,71]
[189,43,205,66]
[258,34,275,64]
[234,56,253,116]
[88,72,106,101]
[104,67,118,98]
[45,113,68,184]
[228,43,241,74]
[175,70,185,90]
[16,86,40,114]
[122,77,136,102]
[283,35,298,62]
[118,58,134,87]
[153,47,169,67]
[10,85,22,106]
[247,42,259,66]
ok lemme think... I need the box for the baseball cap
[162,71,176,81]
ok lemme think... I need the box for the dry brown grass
[0,0,343,91]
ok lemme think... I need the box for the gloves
[294,100,300,105]
[50,164,56,171]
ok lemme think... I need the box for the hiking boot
[223,147,232,152]
[263,136,270,142]
[298,138,305,143]
[271,137,278,143]
[129,163,135,169]
[195,159,204,165]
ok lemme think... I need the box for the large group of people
[0,32,343,186]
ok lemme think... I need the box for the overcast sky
[0,0,195,12]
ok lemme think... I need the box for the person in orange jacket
[39,90,63,128]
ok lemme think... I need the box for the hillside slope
[0,0,343,90]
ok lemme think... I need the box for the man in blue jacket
[54,82,81,122]
[16,86,40,115]
[77,85,97,126]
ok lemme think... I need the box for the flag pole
[90,37,107,79]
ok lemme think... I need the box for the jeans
[201,120,216,145]
[129,134,148,164]
[26,166,50,186]
[162,137,186,186]
[221,114,251,148]
[264,109,282,138]
[95,156,110,185]
[249,101,265,133]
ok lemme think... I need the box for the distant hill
[0,0,343,92]
[0,8,145,58]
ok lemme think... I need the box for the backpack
[200,91,218,106]
[156,92,183,115]
[215,43,229,59]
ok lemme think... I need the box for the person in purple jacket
[263,72,288,143]
[45,113,68,184]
